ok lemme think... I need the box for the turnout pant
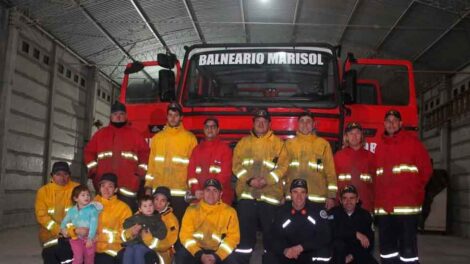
[234,199,279,264]
[333,239,378,264]
[377,214,419,264]
[175,246,238,264]
[41,238,73,264]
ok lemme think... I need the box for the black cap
[253,109,271,121]
[51,161,71,175]
[153,186,171,201]
[345,122,362,133]
[167,102,183,115]
[204,116,219,127]
[204,178,222,191]
[384,109,401,120]
[99,173,118,186]
[340,185,358,196]
[111,101,126,113]
[290,178,308,192]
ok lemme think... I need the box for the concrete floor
[1,225,470,263]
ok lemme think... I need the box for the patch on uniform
[319,210,328,219]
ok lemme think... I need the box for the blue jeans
[123,243,152,264]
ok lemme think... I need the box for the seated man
[176,178,240,264]
[330,185,378,264]
[272,179,332,264]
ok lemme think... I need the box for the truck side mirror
[159,69,176,102]
[341,70,357,104]
[157,53,177,69]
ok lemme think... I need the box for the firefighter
[176,178,240,264]
[92,173,132,263]
[232,109,288,264]
[35,161,79,264]
[84,101,150,212]
[331,185,378,264]
[187,117,234,204]
[284,112,337,209]
[375,110,432,264]
[145,102,198,222]
[271,179,332,264]
[334,122,375,212]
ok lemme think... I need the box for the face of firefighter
[345,128,363,150]
[253,117,270,137]
[204,120,219,141]
[52,171,70,186]
[298,116,314,135]
[110,111,127,123]
[139,200,155,216]
[384,115,402,136]
[341,192,359,214]
[99,181,117,199]
[153,194,169,212]
[167,109,182,127]
[74,190,91,208]
[291,187,307,210]
[203,186,222,205]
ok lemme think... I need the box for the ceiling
[3,0,470,91]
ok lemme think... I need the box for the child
[151,186,180,264]
[122,195,167,264]
[61,185,102,264]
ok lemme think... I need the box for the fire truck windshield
[182,48,338,108]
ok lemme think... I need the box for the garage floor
[1,226,469,264]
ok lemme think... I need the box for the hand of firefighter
[356,232,370,248]
[284,244,303,259]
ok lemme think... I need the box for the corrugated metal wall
[0,10,119,229]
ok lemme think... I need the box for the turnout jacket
[145,124,197,196]
[35,180,79,248]
[232,130,288,205]
[84,124,149,194]
[188,138,233,204]
[334,147,376,211]
[284,133,337,202]
[374,130,432,215]
[179,200,240,261]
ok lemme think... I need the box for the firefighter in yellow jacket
[284,112,337,209]
[35,161,79,263]
[232,109,288,264]
[145,102,198,221]
[177,178,240,264]
[91,173,132,263]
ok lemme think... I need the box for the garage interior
[0,0,469,263]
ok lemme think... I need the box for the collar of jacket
[295,132,317,141]
[95,194,119,206]
[382,128,405,143]
[202,137,221,146]
[49,180,74,190]
[251,129,273,139]
[199,199,223,212]
[160,206,173,215]
[163,123,185,134]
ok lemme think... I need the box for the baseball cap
[204,178,222,191]
[340,185,358,196]
[99,173,118,186]
[51,161,71,174]
[153,186,171,201]
[111,101,126,113]
[253,109,271,121]
[384,109,401,120]
[345,122,362,133]
[290,178,308,192]
[167,102,183,115]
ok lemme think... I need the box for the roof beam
[182,0,206,44]
[413,9,470,62]
[240,0,250,43]
[370,0,416,56]
[290,0,302,43]
[129,0,171,53]
[336,0,360,45]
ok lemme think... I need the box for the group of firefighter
[35,100,432,264]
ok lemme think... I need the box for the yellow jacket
[145,124,197,196]
[284,133,337,201]
[35,180,79,247]
[94,195,132,256]
[232,130,288,205]
[141,207,179,264]
[180,200,240,261]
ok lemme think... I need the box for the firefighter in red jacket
[84,101,149,212]
[187,117,234,205]
[375,110,432,264]
[334,122,375,212]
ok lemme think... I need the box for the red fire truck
[119,43,418,152]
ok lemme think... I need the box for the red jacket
[187,138,233,204]
[374,130,432,215]
[334,147,376,212]
[84,124,150,193]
